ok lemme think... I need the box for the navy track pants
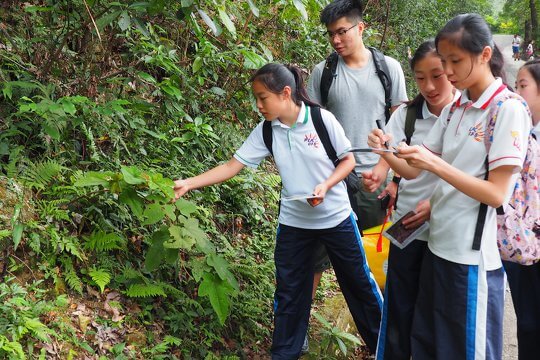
[271,213,383,359]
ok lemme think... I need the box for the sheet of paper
[281,194,320,202]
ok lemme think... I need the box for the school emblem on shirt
[468,123,485,142]
[511,131,521,151]
[304,133,320,148]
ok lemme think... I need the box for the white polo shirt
[423,79,531,270]
[234,102,353,229]
[386,96,456,241]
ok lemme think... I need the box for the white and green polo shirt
[234,102,353,229]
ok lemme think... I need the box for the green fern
[36,199,70,222]
[19,160,64,190]
[61,258,83,294]
[125,283,166,298]
[84,232,125,252]
[0,335,25,359]
[88,268,111,293]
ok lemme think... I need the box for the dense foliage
[0,0,494,358]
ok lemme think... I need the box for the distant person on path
[505,58,540,360]
[173,63,383,359]
[305,1,407,341]
[363,40,457,360]
[513,34,522,61]
[368,14,530,359]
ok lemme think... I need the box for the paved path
[494,33,520,360]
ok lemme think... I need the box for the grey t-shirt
[308,52,408,172]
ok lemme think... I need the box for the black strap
[368,46,393,123]
[472,158,490,251]
[262,121,273,156]
[404,103,418,145]
[320,52,339,107]
[319,48,392,123]
[311,106,339,165]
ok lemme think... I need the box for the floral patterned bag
[484,93,540,265]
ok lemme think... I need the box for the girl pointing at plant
[174,63,382,358]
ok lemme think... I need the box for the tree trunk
[530,0,538,41]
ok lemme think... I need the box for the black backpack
[320,46,393,123]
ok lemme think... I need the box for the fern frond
[84,232,125,252]
[125,283,166,298]
[88,268,111,293]
[60,257,83,294]
[35,199,70,222]
[19,160,64,190]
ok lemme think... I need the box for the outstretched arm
[174,158,245,199]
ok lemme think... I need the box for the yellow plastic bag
[362,222,391,290]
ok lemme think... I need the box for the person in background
[174,63,383,359]
[304,1,407,350]
[504,58,540,360]
[368,14,530,359]
[513,33,522,61]
[363,39,457,360]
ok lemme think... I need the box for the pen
[375,119,390,149]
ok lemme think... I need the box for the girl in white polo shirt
[504,58,540,360]
[368,14,531,360]
[173,63,383,359]
[363,40,457,360]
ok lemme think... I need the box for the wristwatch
[392,175,401,184]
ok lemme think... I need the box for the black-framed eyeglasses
[326,23,358,39]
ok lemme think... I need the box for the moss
[0,176,34,227]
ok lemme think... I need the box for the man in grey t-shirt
[308,1,407,232]
[303,0,407,353]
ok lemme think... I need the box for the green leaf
[192,57,203,74]
[149,173,175,199]
[218,8,236,37]
[118,11,131,31]
[88,268,111,293]
[137,71,156,84]
[121,166,147,185]
[145,229,169,271]
[247,0,259,17]
[74,171,115,187]
[337,337,347,355]
[175,198,197,216]
[24,318,51,342]
[197,9,218,35]
[96,10,122,30]
[163,204,176,221]
[165,225,195,250]
[42,123,60,140]
[207,253,239,291]
[119,188,144,218]
[198,272,234,325]
[292,0,308,21]
[60,100,76,115]
[142,203,164,225]
[12,223,23,251]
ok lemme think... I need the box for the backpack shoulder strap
[473,90,527,251]
[310,106,339,166]
[368,46,393,123]
[320,52,339,107]
[262,121,273,156]
[404,102,419,145]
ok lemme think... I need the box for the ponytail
[284,64,319,107]
[251,63,319,107]
[490,45,507,85]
